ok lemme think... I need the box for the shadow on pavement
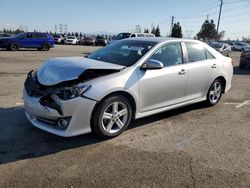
[0,102,206,165]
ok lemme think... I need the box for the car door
[21,33,34,47]
[32,33,44,48]
[138,42,188,112]
[184,42,217,101]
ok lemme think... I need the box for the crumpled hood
[37,57,125,86]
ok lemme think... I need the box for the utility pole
[170,16,174,35]
[55,24,57,34]
[217,0,223,33]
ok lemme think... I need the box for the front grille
[24,71,63,115]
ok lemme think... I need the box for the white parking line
[225,100,250,108]
[16,102,24,106]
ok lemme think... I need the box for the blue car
[0,32,55,51]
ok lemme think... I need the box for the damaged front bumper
[23,72,97,137]
[23,90,96,137]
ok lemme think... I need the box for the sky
[0,0,249,39]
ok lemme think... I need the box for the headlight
[55,85,91,100]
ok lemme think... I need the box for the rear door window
[137,34,145,37]
[33,33,45,39]
[185,42,207,62]
[205,49,215,59]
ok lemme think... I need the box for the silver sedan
[23,38,233,138]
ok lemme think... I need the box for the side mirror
[141,59,164,70]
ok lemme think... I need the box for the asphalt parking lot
[0,45,249,187]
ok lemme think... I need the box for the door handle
[179,69,187,75]
[211,64,217,68]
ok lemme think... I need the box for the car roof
[124,37,202,44]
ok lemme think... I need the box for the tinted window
[137,34,145,37]
[185,42,207,62]
[150,43,183,67]
[33,33,45,38]
[146,34,154,37]
[88,40,157,66]
[26,33,33,38]
[130,34,136,38]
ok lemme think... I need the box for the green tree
[144,28,149,33]
[171,22,182,38]
[75,32,79,37]
[196,19,221,41]
[155,25,161,37]
[151,26,156,35]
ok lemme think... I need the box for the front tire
[206,79,223,106]
[91,95,132,138]
[9,43,19,51]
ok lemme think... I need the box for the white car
[53,35,64,44]
[64,36,79,45]
[109,32,155,44]
[23,38,233,138]
[232,42,250,51]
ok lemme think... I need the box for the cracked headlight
[56,85,92,100]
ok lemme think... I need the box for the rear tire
[205,79,223,106]
[41,43,50,51]
[9,43,19,51]
[91,95,132,139]
[239,62,246,69]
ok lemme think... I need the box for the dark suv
[0,32,55,51]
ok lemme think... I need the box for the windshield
[88,40,157,66]
[115,33,131,40]
[15,33,25,39]
[68,36,75,39]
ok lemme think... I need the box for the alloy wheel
[101,101,128,134]
[209,81,222,104]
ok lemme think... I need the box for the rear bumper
[23,90,97,137]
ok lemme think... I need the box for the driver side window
[150,43,183,67]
